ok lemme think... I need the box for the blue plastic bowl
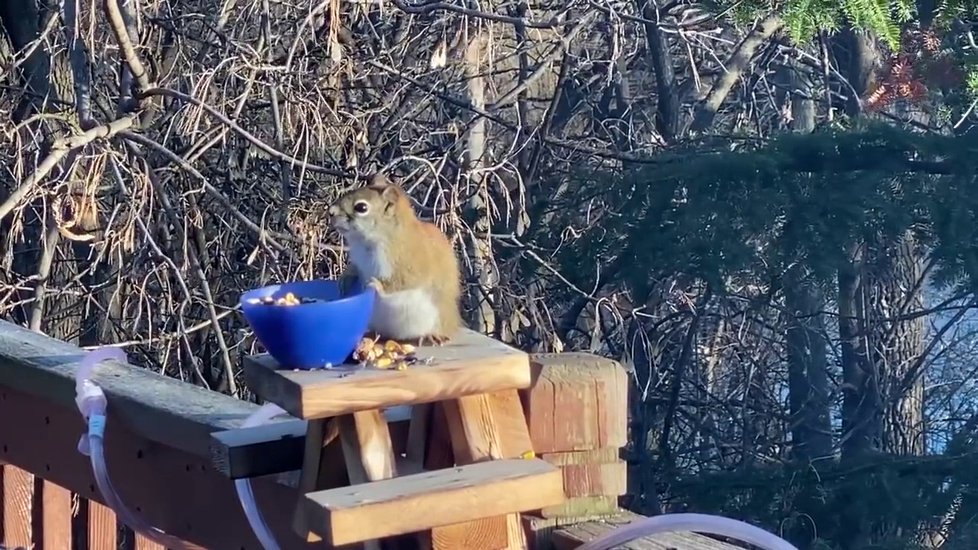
[240,279,375,370]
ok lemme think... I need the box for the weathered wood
[290,416,419,545]
[424,404,455,470]
[0,319,267,458]
[523,514,617,550]
[243,329,532,419]
[437,390,542,549]
[406,403,432,465]
[524,354,628,454]
[86,500,116,550]
[209,419,308,479]
[541,450,627,498]
[431,516,510,549]
[302,459,565,546]
[41,479,72,550]
[292,418,346,543]
[338,410,398,550]
[561,462,627,498]
[541,496,620,519]
[135,533,167,550]
[208,404,415,481]
[209,354,626,482]
[541,449,620,466]
[0,386,320,549]
[1,464,33,548]
[443,391,536,463]
[551,510,747,549]
[339,410,397,482]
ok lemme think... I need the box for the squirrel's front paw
[366,278,385,294]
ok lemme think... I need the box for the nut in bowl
[240,279,376,370]
[245,292,317,307]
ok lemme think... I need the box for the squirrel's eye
[353,201,370,214]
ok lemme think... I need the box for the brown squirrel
[328,175,464,345]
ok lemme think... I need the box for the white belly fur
[369,287,441,339]
[347,238,440,339]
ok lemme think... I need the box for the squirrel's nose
[328,205,339,217]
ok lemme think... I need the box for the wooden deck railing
[0,319,743,550]
[1,461,162,549]
[0,320,311,549]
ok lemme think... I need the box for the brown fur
[329,175,464,344]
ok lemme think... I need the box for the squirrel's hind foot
[411,334,450,347]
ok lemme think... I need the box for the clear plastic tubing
[74,347,194,550]
[234,403,286,550]
[76,347,285,549]
[232,404,415,550]
[574,512,799,550]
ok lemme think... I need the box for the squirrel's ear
[369,173,400,199]
[369,173,389,187]
[380,185,402,203]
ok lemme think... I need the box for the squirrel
[328,174,464,345]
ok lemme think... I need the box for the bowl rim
[239,278,376,308]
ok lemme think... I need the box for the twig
[488,13,595,109]
[119,130,293,255]
[107,156,211,388]
[115,154,228,389]
[28,223,61,332]
[690,14,784,132]
[390,0,565,29]
[102,0,152,92]
[0,115,138,223]
[141,87,351,177]
[261,0,293,210]
[80,308,237,349]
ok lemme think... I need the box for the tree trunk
[462,32,498,335]
[785,274,831,461]
[635,0,680,142]
[866,231,927,455]
[833,26,926,460]
[780,60,831,464]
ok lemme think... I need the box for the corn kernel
[520,450,536,459]
[401,343,416,354]
[374,356,394,369]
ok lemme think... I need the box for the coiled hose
[233,403,287,550]
[574,513,799,550]
[74,347,193,549]
[75,348,798,550]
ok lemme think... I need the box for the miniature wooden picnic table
[241,329,567,550]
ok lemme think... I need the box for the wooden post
[433,390,537,549]
[521,354,628,521]
[292,418,345,542]
[41,480,72,550]
[1,464,33,548]
[87,501,118,550]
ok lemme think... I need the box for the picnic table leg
[292,418,346,542]
[430,390,535,550]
